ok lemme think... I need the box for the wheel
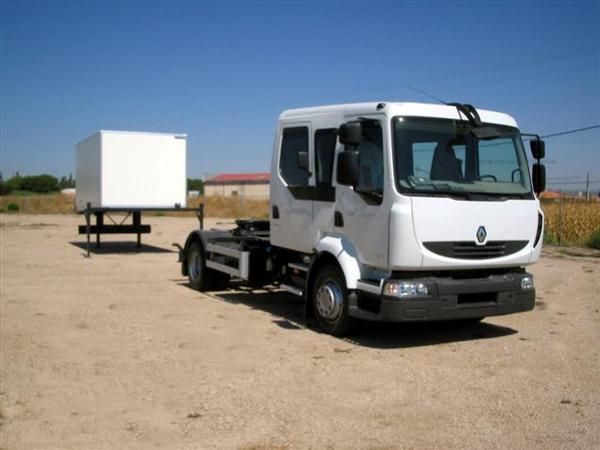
[187,241,231,291]
[187,241,211,291]
[312,265,356,336]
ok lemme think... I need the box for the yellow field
[541,200,600,244]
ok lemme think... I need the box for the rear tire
[187,241,230,291]
[312,265,356,336]
[187,241,211,291]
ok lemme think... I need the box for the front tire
[312,265,356,336]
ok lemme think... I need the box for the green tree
[0,180,8,195]
[1,175,23,194]
[12,174,23,191]
[20,174,60,193]
[187,178,204,194]
[58,174,76,189]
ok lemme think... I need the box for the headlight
[384,281,429,297]
[521,276,534,290]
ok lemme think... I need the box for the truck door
[269,123,314,253]
[311,128,338,245]
[335,116,389,269]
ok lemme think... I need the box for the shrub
[587,229,600,250]
[7,203,20,212]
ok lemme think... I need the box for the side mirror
[530,139,545,160]
[337,150,359,186]
[338,121,363,147]
[297,151,309,171]
[532,163,546,194]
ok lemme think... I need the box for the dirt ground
[0,214,598,450]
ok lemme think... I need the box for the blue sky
[1,0,598,191]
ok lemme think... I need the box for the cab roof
[279,102,518,128]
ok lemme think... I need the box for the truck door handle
[272,205,280,219]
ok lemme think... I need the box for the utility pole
[585,172,590,202]
[558,188,562,247]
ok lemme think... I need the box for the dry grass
[0,193,269,219]
[541,200,600,245]
[188,196,269,219]
[0,193,76,214]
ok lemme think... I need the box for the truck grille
[423,241,528,259]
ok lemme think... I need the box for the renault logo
[476,226,487,244]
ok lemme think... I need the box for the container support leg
[133,211,142,248]
[85,202,91,258]
[95,212,103,248]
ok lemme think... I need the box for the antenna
[407,85,448,105]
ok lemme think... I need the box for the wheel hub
[315,281,343,321]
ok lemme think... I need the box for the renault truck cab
[181,101,546,336]
[268,102,545,334]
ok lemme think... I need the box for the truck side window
[315,129,337,186]
[280,127,309,186]
[357,122,384,193]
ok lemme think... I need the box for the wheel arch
[314,235,361,289]
[304,236,362,318]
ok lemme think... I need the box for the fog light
[384,281,429,297]
[521,276,534,290]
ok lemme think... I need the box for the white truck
[178,102,546,336]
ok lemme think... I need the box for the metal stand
[79,203,204,257]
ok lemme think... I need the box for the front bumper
[350,272,535,322]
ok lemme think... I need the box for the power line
[547,180,600,185]
[541,125,600,139]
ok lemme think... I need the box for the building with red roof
[204,172,271,199]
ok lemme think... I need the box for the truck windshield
[393,117,533,199]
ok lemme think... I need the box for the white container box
[76,130,187,212]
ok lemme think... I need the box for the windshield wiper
[425,189,472,199]
[481,192,531,200]
[423,191,530,201]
